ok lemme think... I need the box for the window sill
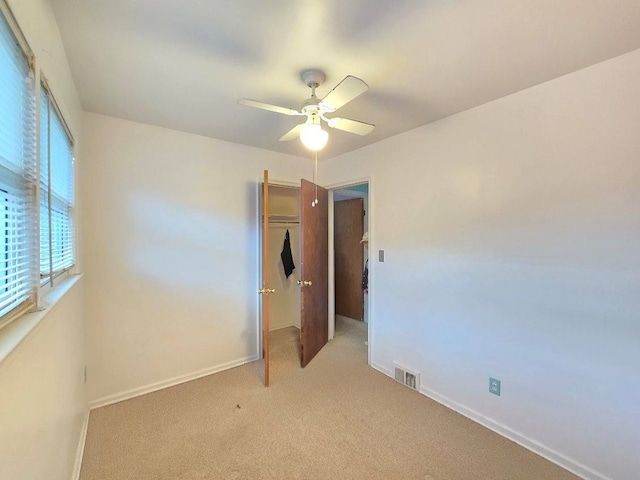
[0,273,82,365]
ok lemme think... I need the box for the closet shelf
[268,214,299,224]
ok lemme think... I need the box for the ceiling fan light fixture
[300,122,328,151]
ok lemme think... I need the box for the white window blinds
[40,86,75,283]
[0,8,37,322]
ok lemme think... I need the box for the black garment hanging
[281,229,296,278]
[362,259,369,291]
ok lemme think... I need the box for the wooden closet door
[334,198,364,321]
[299,179,328,367]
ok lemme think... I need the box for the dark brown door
[299,179,328,367]
[260,170,270,386]
[334,198,364,320]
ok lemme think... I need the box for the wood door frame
[327,176,373,366]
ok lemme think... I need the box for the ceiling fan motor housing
[301,69,326,88]
[301,98,321,113]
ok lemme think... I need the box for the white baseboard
[269,323,298,332]
[72,409,90,480]
[370,361,610,480]
[418,386,611,480]
[89,355,259,410]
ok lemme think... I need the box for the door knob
[258,288,276,294]
[297,280,312,287]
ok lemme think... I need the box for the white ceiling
[50,0,640,159]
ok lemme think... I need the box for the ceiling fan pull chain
[312,151,318,207]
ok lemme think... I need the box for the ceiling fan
[239,69,375,151]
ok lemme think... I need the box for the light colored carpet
[80,317,578,479]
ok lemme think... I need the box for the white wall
[81,113,310,405]
[0,1,86,480]
[0,280,85,480]
[321,49,640,480]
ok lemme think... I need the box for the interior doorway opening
[330,182,369,354]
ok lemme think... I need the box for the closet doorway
[259,175,329,386]
[265,184,302,382]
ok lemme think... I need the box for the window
[0,5,37,324]
[40,85,75,284]
[0,1,76,328]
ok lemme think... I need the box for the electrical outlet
[379,250,385,262]
[489,377,501,396]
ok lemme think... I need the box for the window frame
[39,78,76,289]
[0,0,38,328]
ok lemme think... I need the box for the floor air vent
[393,363,420,391]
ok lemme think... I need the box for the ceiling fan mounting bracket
[301,69,326,88]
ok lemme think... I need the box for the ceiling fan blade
[326,117,375,136]
[238,98,302,116]
[279,123,305,142]
[319,76,369,112]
